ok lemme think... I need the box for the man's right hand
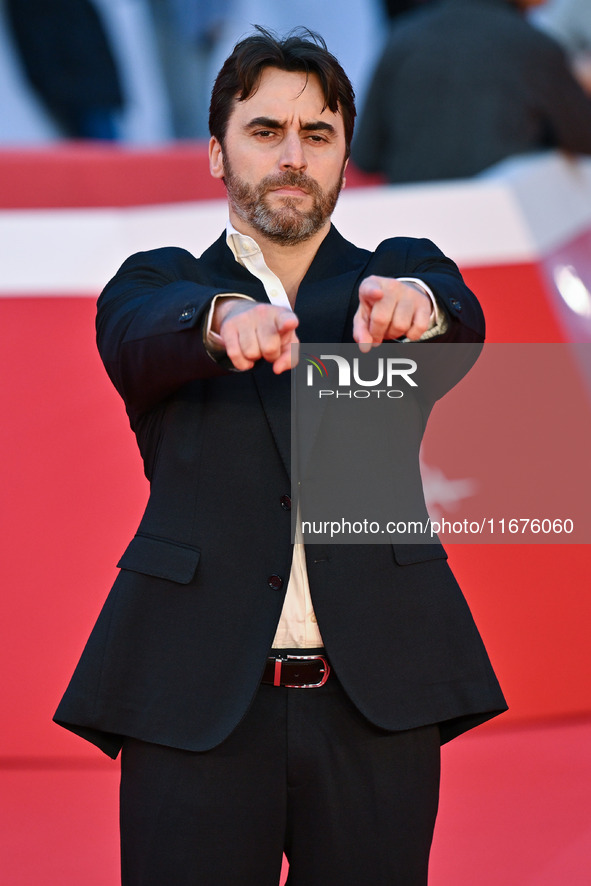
[212,298,300,374]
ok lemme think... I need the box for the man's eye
[255,130,274,138]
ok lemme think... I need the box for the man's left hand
[353,276,433,351]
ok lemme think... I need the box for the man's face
[209,67,348,245]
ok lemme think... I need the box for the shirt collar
[226,220,262,264]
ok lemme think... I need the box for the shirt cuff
[395,276,449,340]
[203,293,256,358]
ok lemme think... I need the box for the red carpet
[1,149,590,884]
[430,718,591,885]
[1,718,589,885]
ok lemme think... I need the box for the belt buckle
[284,653,330,689]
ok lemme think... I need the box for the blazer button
[280,494,291,511]
[267,574,284,591]
[179,307,196,323]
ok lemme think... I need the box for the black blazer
[54,227,506,757]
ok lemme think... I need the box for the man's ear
[209,137,225,179]
[342,157,349,190]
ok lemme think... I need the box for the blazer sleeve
[369,236,485,343]
[96,247,236,421]
[358,237,485,404]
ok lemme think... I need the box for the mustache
[259,171,321,196]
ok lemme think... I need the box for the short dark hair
[209,26,356,157]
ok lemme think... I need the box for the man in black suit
[353,0,591,183]
[55,27,506,886]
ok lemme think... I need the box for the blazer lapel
[293,228,372,473]
[199,233,293,473]
[198,233,268,301]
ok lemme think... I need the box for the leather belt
[262,653,330,689]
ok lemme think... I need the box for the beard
[223,161,344,245]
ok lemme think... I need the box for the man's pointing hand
[353,276,433,351]
[212,298,300,373]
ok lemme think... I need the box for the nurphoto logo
[304,352,417,399]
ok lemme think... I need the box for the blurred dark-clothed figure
[534,0,591,94]
[353,0,591,183]
[6,0,124,139]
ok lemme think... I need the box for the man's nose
[278,132,307,171]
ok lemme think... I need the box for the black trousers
[120,672,441,886]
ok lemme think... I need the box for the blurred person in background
[533,0,591,94]
[146,0,232,138]
[352,0,591,184]
[6,0,124,140]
